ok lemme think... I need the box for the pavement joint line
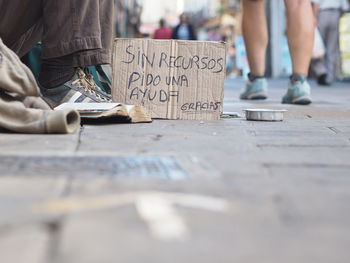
[0,155,190,180]
[0,216,64,263]
[74,126,84,153]
[44,219,64,263]
[263,163,350,169]
[247,130,257,136]
[257,144,350,148]
[328,127,342,134]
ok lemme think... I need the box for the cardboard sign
[112,39,226,120]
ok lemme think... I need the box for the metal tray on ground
[244,109,287,122]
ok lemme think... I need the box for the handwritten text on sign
[112,39,226,120]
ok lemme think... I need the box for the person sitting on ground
[153,19,173,40]
[240,0,315,105]
[0,0,114,109]
[172,13,197,41]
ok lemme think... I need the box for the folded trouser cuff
[41,37,111,67]
[45,109,80,134]
[42,37,102,60]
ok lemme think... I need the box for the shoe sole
[282,96,312,105]
[317,82,331,86]
[240,92,267,100]
[293,98,312,105]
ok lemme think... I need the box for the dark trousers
[0,0,114,67]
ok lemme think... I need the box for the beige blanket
[0,38,80,134]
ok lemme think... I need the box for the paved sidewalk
[0,78,350,263]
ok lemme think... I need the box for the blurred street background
[114,0,350,82]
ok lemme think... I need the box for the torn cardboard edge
[112,39,226,120]
[55,103,152,123]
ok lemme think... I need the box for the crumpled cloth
[0,38,80,134]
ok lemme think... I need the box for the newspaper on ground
[55,103,152,123]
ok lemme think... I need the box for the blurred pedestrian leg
[241,0,268,77]
[313,10,341,85]
[284,0,314,77]
[240,0,314,105]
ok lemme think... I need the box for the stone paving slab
[0,177,68,263]
[33,177,350,263]
[0,225,50,263]
[0,133,80,155]
[77,120,253,152]
[258,147,350,167]
[0,177,68,225]
[76,119,267,176]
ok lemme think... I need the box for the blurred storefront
[340,13,350,78]
[137,0,222,34]
[201,1,241,76]
[114,0,142,38]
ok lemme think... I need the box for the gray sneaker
[40,68,112,108]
